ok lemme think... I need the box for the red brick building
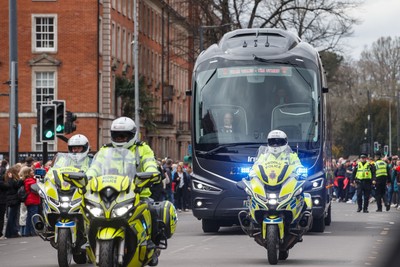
[0,0,194,162]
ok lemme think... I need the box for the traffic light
[373,141,379,152]
[40,104,56,141]
[65,111,77,134]
[52,100,65,134]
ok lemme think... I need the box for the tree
[190,0,362,52]
[115,75,158,131]
[336,100,393,156]
[358,36,400,97]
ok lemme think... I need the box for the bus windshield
[194,58,320,153]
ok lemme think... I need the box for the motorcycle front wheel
[266,224,279,265]
[57,228,73,267]
[98,239,119,267]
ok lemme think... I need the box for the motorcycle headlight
[112,204,133,218]
[61,196,70,202]
[60,202,69,209]
[86,203,103,217]
[268,199,278,205]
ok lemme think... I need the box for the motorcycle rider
[251,129,303,170]
[51,134,92,171]
[85,117,162,255]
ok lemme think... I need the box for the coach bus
[188,28,332,233]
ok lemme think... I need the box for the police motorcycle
[236,145,313,265]
[31,153,89,267]
[62,147,178,267]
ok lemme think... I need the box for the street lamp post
[373,93,393,156]
[389,98,392,155]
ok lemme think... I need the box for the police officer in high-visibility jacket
[352,154,376,213]
[252,130,303,168]
[373,151,391,212]
[51,134,92,171]
[86,117,159,185]
[86,117,162,253]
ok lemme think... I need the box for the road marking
[170,244,195,254]
[202,236,218,243]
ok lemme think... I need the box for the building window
[117,25,121,60]
[99,16,103,55]
[128,32,131,65]
[32,15,57,53]
[112,22,116,57]
[35,71,56,111]
[123,28,126,62]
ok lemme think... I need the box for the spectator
[4,166,23,238]
[25,157,34,168]
[163,159,174,203]
[334,159,346,202]
[173,164,190,212]
[0,159,9,239]
[20,166,40,236]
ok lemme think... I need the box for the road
[1,201,399,267]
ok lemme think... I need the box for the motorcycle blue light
[296,167,308,176]
[240,167,251,174]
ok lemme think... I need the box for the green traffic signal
[40,104,56,141]
[45,130,54,139]
[53,100,65,134]
[56,124,64,133]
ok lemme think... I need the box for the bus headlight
[192,180,222,193]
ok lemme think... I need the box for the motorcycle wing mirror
[62,172,88,189]
[236,180,246,190]
[30,183,40,193]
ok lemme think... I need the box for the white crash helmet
[68,134,90,162]
[267,130,288,154]
[110,117,138,149]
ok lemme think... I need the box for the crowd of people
[0,157,51,239]
[152,157,192,212]
[330,152,400,213]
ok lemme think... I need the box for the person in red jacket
[19,166,41,236]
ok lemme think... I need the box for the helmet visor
[268,138,287,147]
[111,131,135,142]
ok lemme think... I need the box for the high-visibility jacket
[375,159,388,178]
[250,151,303,178]
[86,142,159,198]
[355,161,373,180]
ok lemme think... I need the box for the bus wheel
[202,219,220,233]
[324,204,332,226]
[311,216,325,232]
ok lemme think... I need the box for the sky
[345,0,400,60]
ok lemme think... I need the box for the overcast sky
[344,0,400,60]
